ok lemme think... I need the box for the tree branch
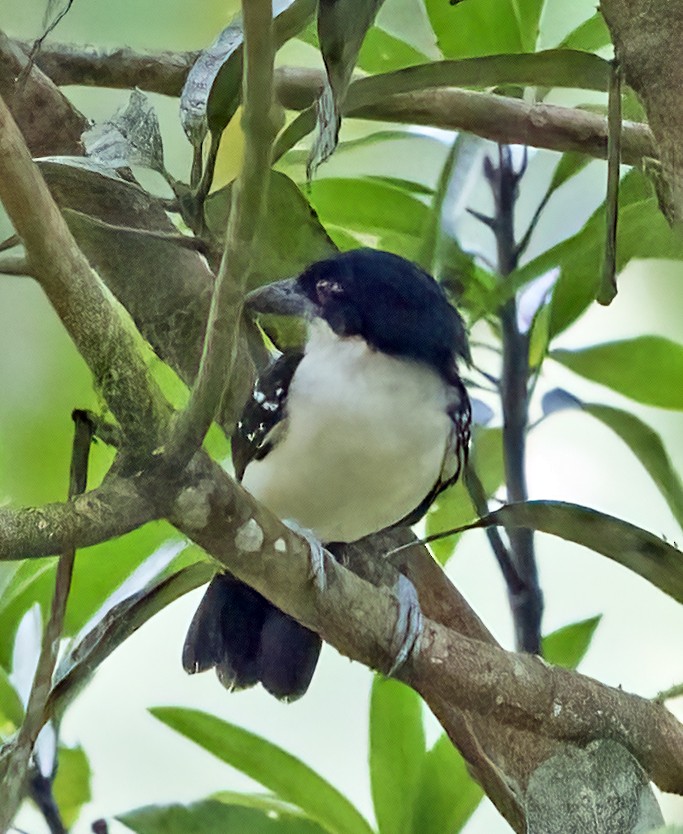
[165,0,275,466]
[0,92,171,457]
[12,39,655,166]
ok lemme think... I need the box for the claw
[282,518,327,593]
[387,574,423,676]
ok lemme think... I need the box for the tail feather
[183,573,321,700]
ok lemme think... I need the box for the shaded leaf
[182,0,317,143]
[309,0,386,176]
[542,616,601,670]
[559,12,612,53]
[410,734,483,834]
[350,51,611,104]
[540,387,582,417]
[441,501,683,602]
[582,404,683,530]
[426,0,544,57]
[151,708,374,834]
[551,336,683,410]
[53,745,91,828]
[369,677,425,834]
[83,90,166,175]
[0,664,24,728]
[119,800,329,834]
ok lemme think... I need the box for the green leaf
[426,428,503,564]
[451,501,683,602]
[369,677,425,834]
[582,404,683,530]
[542,616,601,670]
[410,735,483,834]
[559,12,612,52]
[507,171,683,338]
[0,664,24,728]
[551,336,683,410]
[119,799,329,834]
[357,26,431,73]
[307,177,430,259]
[426,0,544,56]
[53,745,92,828]
[310,0,385,175]
[548,151,592,194]
[150,707,374,834]
[350,51,611,100]
[204,171,337,287]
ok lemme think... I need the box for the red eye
[316,278,344,303]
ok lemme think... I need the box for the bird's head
[246,249,470,381]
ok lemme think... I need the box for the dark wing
[399,376,471,526]
[232,351,304,481]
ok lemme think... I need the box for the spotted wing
[232,352,304,481]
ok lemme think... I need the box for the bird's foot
[282,519,327,592]
[387,573,423,676]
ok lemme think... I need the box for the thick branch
[0,93,171,455]
[0,473,161,560]
[165,467,683,797]
[13,40,655,166]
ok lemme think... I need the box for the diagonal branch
[13,38,656,167]
[0,92,170,457]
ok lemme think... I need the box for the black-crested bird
[182,248,471,700]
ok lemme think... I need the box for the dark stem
[486,145,544,653]
[27,767,66,834]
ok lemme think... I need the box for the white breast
[241,321,453,543]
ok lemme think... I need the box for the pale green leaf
[583,404,683,529]
[410,735,483,834]
[370,677,425,834]
[119,799,328,834]
[542,616,601,669]
[151,708,374,834]
[559,12,612,53]
[53,746,91,828]
[552,337,683,410]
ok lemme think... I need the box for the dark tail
[182,573,322,701]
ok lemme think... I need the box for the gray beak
[245,278,315,317]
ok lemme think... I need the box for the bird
[182,248,471,701]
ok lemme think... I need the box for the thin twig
[0,234,20,253]
[480,146,544,654]
[164,0,275,467]
[654,682,683,703]
[0,412,94,833]
[0,255,31,276]
[599,57,622,305]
